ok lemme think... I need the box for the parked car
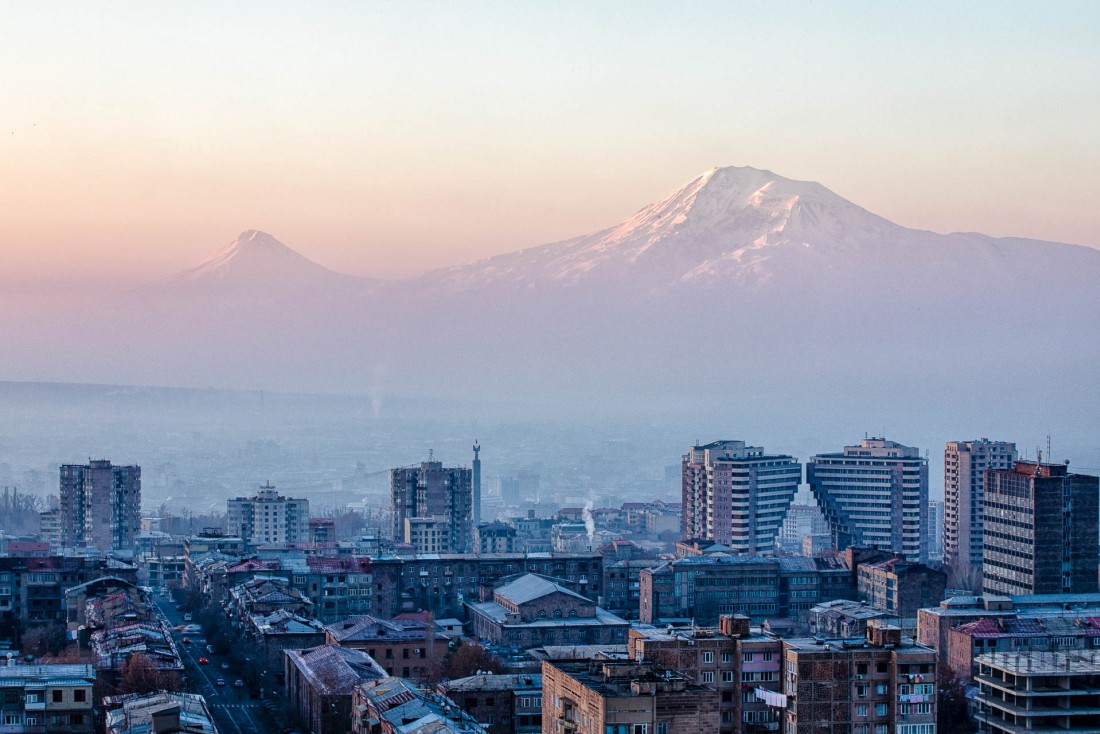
[183,613,192,622]
[182,638,191,645]
[206,645,215,654]
[216,678,226,687]
[221,663,230,670]
[233,679,245,688]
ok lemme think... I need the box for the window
[875,684,887,695]
[743,652,754,662]
[702,651,713,663]
[52,690,63,703]
[856,705,867,717]
[875,704,888,717]
[74,689,86,702]
[723,671,734,683]
[722,652,733,663]
[633,725,648,734]
[763,651,773,661]
[657,725,668,734]
[701,672,714,683]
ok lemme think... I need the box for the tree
[117,654,162,696]
[20,624,68,657]
[938,665,975,734]
[442,641,503,680]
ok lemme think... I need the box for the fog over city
[1,5,1098,734]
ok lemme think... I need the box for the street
[155,596,285,734]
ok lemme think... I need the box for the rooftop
[440,673,542,692]
[495,574,590,606]
[326,615,444,643]
[286,644,387,695]
[977,650,1100,675]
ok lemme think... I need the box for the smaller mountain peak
[230,229,289,251]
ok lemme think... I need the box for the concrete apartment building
[629,615,784,734]
[325,614,449,680]
[973,651,1100,734]
[942,440,1017,586]
[226,484,310,545]
[542,660,718,734]
[681,441,802,553]
[982,460,1099,597]
[639,554,854,625]
[0,664,96,734]
[392,461,474,554]
[782,624,937,734]
[856,558,946,618]
[916,593,1100,660]
[59,460,141,551]
[808,438,929,562]
[946,615,1100,681]
[437,673,543,734]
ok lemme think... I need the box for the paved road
[155,596,283,734]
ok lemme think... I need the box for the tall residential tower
[982,460,1098,596]
[681,440,802,553]
[58,460,141,551]
[807,438,928,562]
[226,484,310,545]
[942,439,1017,584]
[391,460,474,554]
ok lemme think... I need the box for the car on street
[216,678,226,687]
[220,663,230,670]
[233,679,245,688]
[206,645,215,654]
[182,638,191,644]
[183,613,192,621]
[198,657,209,664]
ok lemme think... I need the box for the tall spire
[472,441,482,527]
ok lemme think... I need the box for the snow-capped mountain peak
[429,165,903,290]
[167,230,371,292]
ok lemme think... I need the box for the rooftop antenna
[1047,435,1052,464]
[429,449,433,462]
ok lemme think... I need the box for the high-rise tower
[982,460,1098,596]
[58,460,141,551]
[942,439,1017,584]
[808,438,928,562]
[391,460,474,553]
[681,440,801,553]
[472,441,481,527]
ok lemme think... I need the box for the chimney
[867,621,902,647]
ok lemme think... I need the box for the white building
[942,439,1017,582]
[681,440,802,553]
[226,484,309,545]
[807,438,929,562]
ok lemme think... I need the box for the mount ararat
[5,166,1098,438]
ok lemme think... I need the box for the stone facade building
[0,664,96,734]
[856,558,946,618]
[629,615,784,734]
[542,660,718,734]
[284,645,387,734]
[466,574,628,648]
[227,485,310,546]
[782,625,937,734]
[437,673,543,734]
[325,615,449,680]
[982,460,1099,596]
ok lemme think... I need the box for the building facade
[59,461,141,551]
[226,485,309,545]
[942,440,1017,585]
[542,660,718,734]
[982,460,1099,596]
[782,625,937,734]
[392,461,474,554]
[856,558,947,618]
[681,441,802,553]
[974,651,1100,734]
[808,438,929,562]
[0,664,96,734]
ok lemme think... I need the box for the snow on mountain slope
[424,166,1100,293]
[167,230,372,293]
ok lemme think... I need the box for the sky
[1,1,1098,283]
